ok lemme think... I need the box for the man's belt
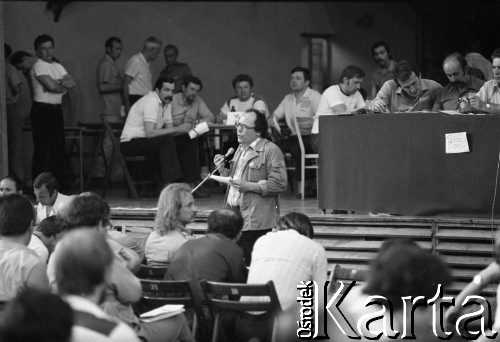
[33,101,61,108]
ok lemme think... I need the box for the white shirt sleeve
[124,57,139,78]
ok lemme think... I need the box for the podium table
[318,113,500,216]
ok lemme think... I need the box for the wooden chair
[200,280,282,342]
[292,115,319,200]
[135,279,207,339]
[135,264,169,280]
[327,264,368,294]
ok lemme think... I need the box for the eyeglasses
[235,122,255,130]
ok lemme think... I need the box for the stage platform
[99,186,500,297]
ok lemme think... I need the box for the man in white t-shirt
[311,65,366,152]
[123,36,162,114]
[30,34,76,185]
[120,77,194,186]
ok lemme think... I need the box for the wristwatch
[473,274,483,286]
[485,103,492,110]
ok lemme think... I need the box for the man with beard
[370,41,397,99]
[311,65,366,152]
[171,75,214,193]
[120,77,193,186]
[369,60,441,113]
[432,52,484,112]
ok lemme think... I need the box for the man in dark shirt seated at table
[432,52,484,112]
[368,60,441,112]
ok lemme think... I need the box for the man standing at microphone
[213,109,287,265]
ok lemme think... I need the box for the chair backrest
[136,264,169,280]
[135,279,196,315]
[200,280,282,313]
[328,264,368,294]
[291,115,306,155]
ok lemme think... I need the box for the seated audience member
[219,73,269,123]
[33,215,67,256]
[50,229,141,342]
[369,60,442,113]
[0,194,49,301]
[370,41,397,99]
[273,67,321,198]
[54,193,194,342]
[120,77,196,187]
[0,175,48,262]
[166,208,246,340]
[235,212,327,342]
[432,52,484,112]
[123,36,162,113]
[444,222,500,341]
[33,172,74,224]
[159,44,192,93]
[328,238,451,341]
[145,183,195,265]
[469,48,500,114]
[0,288,73,342]
[311,65,366,152]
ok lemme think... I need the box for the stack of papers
[139,304,185,323]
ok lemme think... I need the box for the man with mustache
[120,77,193,186]
[369,60,441,113]
[432,52,484,112]
[370,41,397,99]
[469,48,500,114]
[171,75,215,195]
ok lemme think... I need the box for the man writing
[369,60,441,113]
[213,109,287,265]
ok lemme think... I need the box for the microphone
[191,148,235,194]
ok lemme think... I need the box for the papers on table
[209,175,232,185]
[445,132,470,154]
[226,111,244,126]
[188,121,210,139]
[140,304,184,323]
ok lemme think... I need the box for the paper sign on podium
[445,132,470,154]
[226,112,244,126]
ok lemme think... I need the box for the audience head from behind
[181,75,203,105]
[154,183,196,235]
[163,44,180,65]
[142,36,162,62]
[237,109,268,146]
[338,65,365,96]
[0,194,34,243]
[393,60,422,99]
[10,50,35,72]
[105,36,123,61]
[363,237,451,311]
[154,76,175,105]
[207,208,243,240]
[0,288,73,342]
[34,34,55,63]
[371,41,393,69]
[277,212,314,239]
[52,229,113,301]
[0,175,22,196]
[232,74,255,102]
[36,215,68,254]
[290,66,311,94]
[63,192,111,231]
[33,172,60,207]
[443,52,470,86]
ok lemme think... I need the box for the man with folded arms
[369,60,441,113]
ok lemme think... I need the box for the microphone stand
[191,159,226,194]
